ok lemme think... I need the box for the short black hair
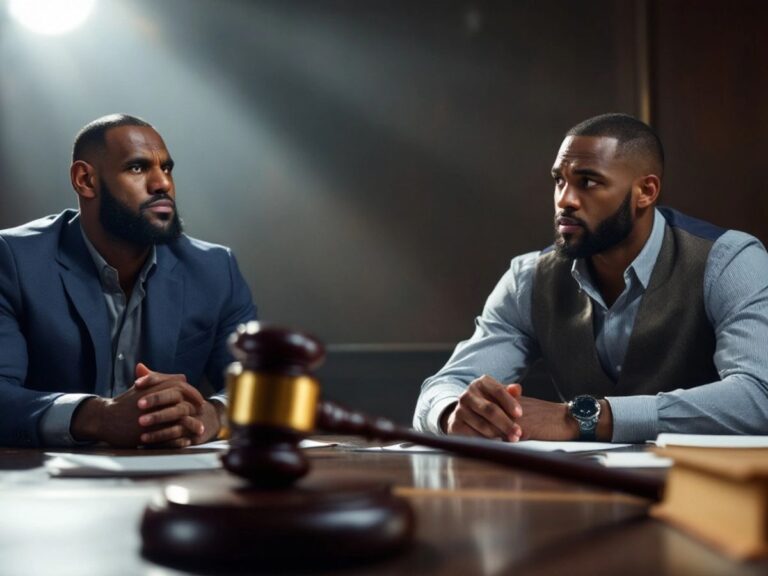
[72,114,153,163]
[566,113,664,178]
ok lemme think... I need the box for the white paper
[185,438,336,450]
[595,452,673,468]
[45,439,339,477]
[45,452,222,477]
[360,440,630,454]
[512,440,631,453]
[655,434,768,448]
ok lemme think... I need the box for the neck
[588,209,655,307]
[81,217,151,295]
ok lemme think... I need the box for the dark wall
[0,0,763,350]
[652,0,768,244]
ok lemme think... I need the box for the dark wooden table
[0,438,764,575]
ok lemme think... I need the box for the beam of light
[9,0,95,36]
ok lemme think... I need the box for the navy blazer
[0,210,257,446]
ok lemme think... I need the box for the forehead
[552,135,622,172]
[102,125,169,160]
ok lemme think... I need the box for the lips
[556,214,584,235]
[143,198,175,214]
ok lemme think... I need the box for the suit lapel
[56,215,110,395]
[142,246,183,373]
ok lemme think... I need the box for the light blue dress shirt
[414,209,768,442]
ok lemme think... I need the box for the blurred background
[1,0,766,422]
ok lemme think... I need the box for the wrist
[205,399,226,440]
[561,402,580,440]
[439,402,457,434]
[70,397,109,442]
[596,399,613,441]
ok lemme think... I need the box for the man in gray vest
[414,113,768,443]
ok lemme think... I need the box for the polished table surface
[1,437,765,576]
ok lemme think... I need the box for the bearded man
[0,114,257,448]
[414,113,768,443]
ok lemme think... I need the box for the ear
[70,160,97,199]
[635,174,660,209]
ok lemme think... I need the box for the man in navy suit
[0,114,257,448]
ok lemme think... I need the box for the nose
[555,182,579,211]
[148,166,172,196]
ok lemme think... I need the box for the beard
[554,190,633,259]
[99,182,183,247]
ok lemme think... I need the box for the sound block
[141,475,415,570]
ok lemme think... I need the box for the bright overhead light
[9,0,96,36]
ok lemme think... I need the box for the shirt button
[117,353,124,361]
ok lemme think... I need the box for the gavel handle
[316,400,664,502]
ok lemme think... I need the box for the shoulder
[0,211,75,244]
[707,229,768,279]
[493,251,542,299]
[658,206,728,242]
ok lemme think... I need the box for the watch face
[571,396,599,419]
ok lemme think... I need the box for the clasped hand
[73,363,221,448]
[444,374,579,441]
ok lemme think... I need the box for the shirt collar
[571,207,665,295]
[80,226,157,293]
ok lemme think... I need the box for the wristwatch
[567,395,601,441]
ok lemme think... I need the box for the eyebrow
[122,155,175,169]
[571,168,604,179]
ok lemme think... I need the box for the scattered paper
[45,452,222,477]
[655,434,768,449]
[595,452,673,468]
[513,440,630,453]
[359,440,630,454]
[186,438,337,450]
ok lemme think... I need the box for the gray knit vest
[531,208,724,399]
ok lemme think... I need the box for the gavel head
[221,322,325,487]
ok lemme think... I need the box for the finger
[180,415,205,438]
[474,375,522,419]
[135,362,151,379]
[134,371,189,389]
[138,402,196,427]
[506,383,523,397]
[459,391,518,439]
[137,382,204,409]
[140,424,187,445]
[138,388,183,410]
[458,408,508,439]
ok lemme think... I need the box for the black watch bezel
[568,395,601,440]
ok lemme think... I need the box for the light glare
[9,0,95,36]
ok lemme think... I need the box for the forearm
[40,394,99,446]
[607,374,768,443]
[69,396,108,442]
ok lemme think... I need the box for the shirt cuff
[605,395,659,443]
[209,394,228,408]
[427,396,460,435]
[38,394,98,447]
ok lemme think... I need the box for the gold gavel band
[227,370,319,431]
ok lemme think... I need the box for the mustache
[554,210,586,227]
[140,195,175,211]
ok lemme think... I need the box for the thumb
[135,362,152,379]
[506,383,522,397]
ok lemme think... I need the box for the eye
[553,176,564,188]
[581,178,598,189]
[128,164,143,174]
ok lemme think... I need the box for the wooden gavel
[222,322,664,501]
